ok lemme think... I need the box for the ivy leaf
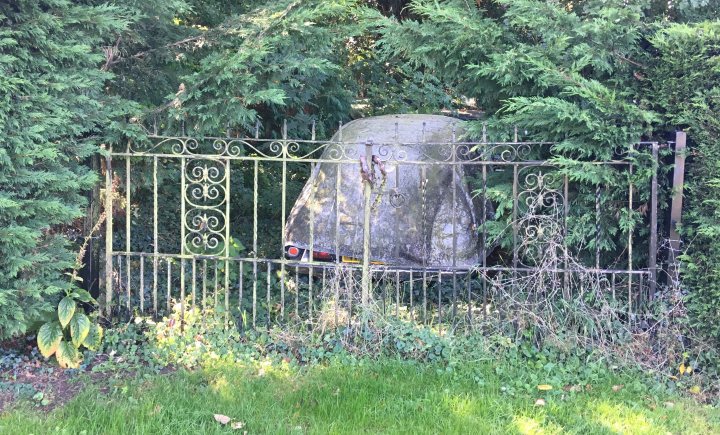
[37,321,63,358]
[83,323,104,351]
[56,340,81,368]
[69,312,91,348]
[58,297,76,328]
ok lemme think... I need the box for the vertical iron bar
[451,126,458,322]
[153,156,158,316]
[649,143,659,303]
[191,258,196,310]
[139,256,145,313]
[239,260,244,321]
[280,121,287,321]
[295,265,299,319]
[628,164,634,320]
[512,164,519,275]
[224,159,231,327]
[213,260,218,308]
[266,262,271,327]
[202,259,207,311]
[117,256,122,314]
[180,157,186,325]
[409,271,414,322]
[423,270,428,324]
[166,258,171,312]
[125,148,131,314]
[361,142,373,307]
[482,163,487,318]
[104,145,113,316]
[438,272,443,332]
[563,175,570,299]
[395,271,400,317]
[253,160,259,328]
[253,260,257,328]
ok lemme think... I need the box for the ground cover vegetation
[2,306,719,433]
[2,0,720,428]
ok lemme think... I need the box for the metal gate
[101,117,681,330]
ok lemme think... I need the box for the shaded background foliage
[1,0,719,364]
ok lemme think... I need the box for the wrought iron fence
[101,117,669,330]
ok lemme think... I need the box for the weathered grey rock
[285,114,487,268]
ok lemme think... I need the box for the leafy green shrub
[36,289,103,368]
[0,1,129,338]
[649,22,720,352]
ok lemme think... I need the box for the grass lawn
[1,359,718,434]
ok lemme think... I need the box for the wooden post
[668,132,687,289]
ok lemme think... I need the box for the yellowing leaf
[56,340,81,368]
[537,384,553,391]
[214,414,231,425]
[58,297,76,328]
[83,323,103,351]
[689,385,701,395]
[69,312,91,348]
[37,321,63,358]
[679,363,686,375]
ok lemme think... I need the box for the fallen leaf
[664,401,675,408]
[679,363,686,375]
[231,421,245,430]
[534,398,546,407]
[585,384,593,391]
[563,384,582,392]
[537,384,553,391]
[214,414,231,425]
[612,384,624,392]
[689,385,701,395]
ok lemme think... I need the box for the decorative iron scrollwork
[183,158,227,255]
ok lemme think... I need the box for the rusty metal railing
[101,119,676,330]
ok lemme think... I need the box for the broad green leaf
[83,323,103,351]
[56,340,81,368]
[58,297,76,328]
[70,289,94,303]
[37,321,63,358]
[69,312,91,348]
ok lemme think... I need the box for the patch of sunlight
[210,374,232,399]
[513,415,564,435]
[443,394,475,418]
[591,401,669,435]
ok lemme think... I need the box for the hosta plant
[37,289,103,369]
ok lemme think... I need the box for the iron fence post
[361,141,373,307]
[104,145,113,317]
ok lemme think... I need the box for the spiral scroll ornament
[183,159,228,255]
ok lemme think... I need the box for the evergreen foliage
[0,0,129,338]
[2,0,720,359]
[648,21,720,348]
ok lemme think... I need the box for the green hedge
[650,21,720,349]
[0,1,128,338]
